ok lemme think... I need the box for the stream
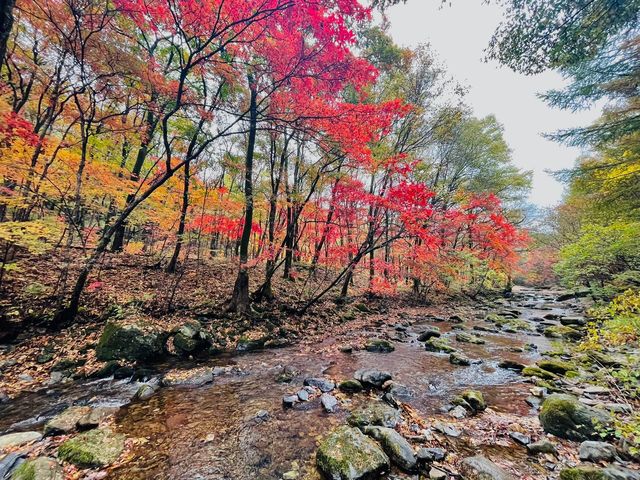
[0,287,585,479]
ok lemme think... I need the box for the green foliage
[555,222,640,297]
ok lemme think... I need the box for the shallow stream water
[0,287,585,479]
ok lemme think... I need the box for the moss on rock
[365,339,395,353]
[537,359,575,375]
[96,321,167,361]
[316,426,389,480]
[12,457,63,480]
[347,401,401,428]
[539,394,613,441]
[522,366,559,380]
[559,467,606,480]
[58,428,125,468]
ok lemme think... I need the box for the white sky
[385,1,601,207]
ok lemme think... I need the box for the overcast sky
[385,1,601,207]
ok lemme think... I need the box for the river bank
[0,287,638,479]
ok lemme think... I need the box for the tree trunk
[166,160,191,273]
[0,0,15,72]
[229,80,258,314]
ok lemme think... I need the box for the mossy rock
[347,401,401,428]
[559,466,606,480]
[544,325,582,341]
[455,332,485,344]
[461,390,487,412]
[522,366,559,380]
[58,428,125,468]
[539,394,613,441]
[316,426,389,480]
[339,379,364,393]
[365,339,395,353]
[12,457,63,480]
[424,338,457,354]
[485,313,504,323]
[96,321,167,361]
[537,359,575,375]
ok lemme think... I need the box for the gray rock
[77,407,117,430]
[321,393,338,413]
[509,431,530,445]
[316,426,389,480]
[527,439,557,455]
[0,431,42,449]
[539,394,613,441]
[303,377,335,392]
[460,455,515,480]
[363,426,416,471]
[0,452,25,479]
[429,467,447,480]
[602,465,640,480]
[44,406,91,436]
[354,369,392,388]
[417,447,446,463]
[449,405,468,419]
[579,441,617,462]
[433,422,461,437]
[283,395,298,408]
[134,383,158,401]
[417,328,441,341]
[297,390,309,401]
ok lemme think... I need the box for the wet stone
[339,379,363,393]
[282,395,298,408]
[303,377,335,393]
[354,369,392,388]
[297,389,309,402]
[449,351,471,366]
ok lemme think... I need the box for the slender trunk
[166,160,191,273]
[229,81,258,314]
[0,0,15,72]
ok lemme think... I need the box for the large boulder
[347,401,401,428]
[424,338,457,354]
[96,321,167,361]
[539,394,613,441]
[537,359,574,375]
[363,426,416,471]
[57,428,125,468]
[460,456,515,480]
[316,426,389,480]
[11,457,63,480]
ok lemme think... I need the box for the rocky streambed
[0,287,638,479]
